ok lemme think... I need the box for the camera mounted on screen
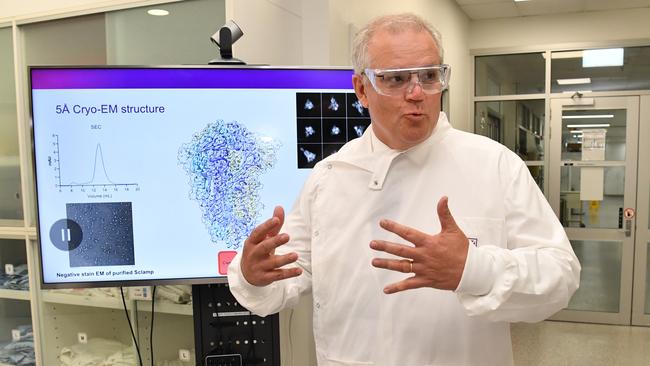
[209,20,245,65]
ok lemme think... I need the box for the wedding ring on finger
[409,260,414,273]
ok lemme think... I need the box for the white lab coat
[228,113,580,366]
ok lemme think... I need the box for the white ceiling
[455,0,650,20]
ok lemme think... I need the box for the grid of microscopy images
[296,92,371,168]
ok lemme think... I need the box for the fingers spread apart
[379,219,429,247]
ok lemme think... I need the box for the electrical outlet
[78,332,88,344]
[179,349,191,361]
[4,264,14,275]
[129,286,153,300]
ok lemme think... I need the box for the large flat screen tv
[30,66,368,288]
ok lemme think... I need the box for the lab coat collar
[330,112,452,190]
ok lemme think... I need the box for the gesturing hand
[370,196,469,294]
[240,206,302,286]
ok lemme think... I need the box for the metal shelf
[41,291,128,310]
[138,301,193,316]
[0,289,30,301]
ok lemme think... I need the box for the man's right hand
[240,206,302,286]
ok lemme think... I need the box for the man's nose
[405,74,425,99]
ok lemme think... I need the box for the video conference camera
[209,20,245,65]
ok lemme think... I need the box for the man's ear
[352,74,369,108]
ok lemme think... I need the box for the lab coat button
[315,302,321,309]
[314,230,319,237]
[327,163,332,169]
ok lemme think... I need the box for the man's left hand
[370,196,469,294]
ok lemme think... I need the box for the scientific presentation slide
[31,67,369,286]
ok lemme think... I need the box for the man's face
[352,29,442,150]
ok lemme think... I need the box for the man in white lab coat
[228,13,580,366]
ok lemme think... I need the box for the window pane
[560,108,626,162]
[559,166,624,229]
[474,100,545,161]
[568,240,621,313]
[105,0,225,65]
[0,27,23,224]
[475,53,545,96]
[552,46,650,93]
[22,13,108,65]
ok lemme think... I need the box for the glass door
[549,96,639,324]
[632,95,650,325]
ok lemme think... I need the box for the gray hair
[351,13,444,75]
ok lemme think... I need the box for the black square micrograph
[322,119,347,143]
[297,119,322,143]
[323,143,345,158]
[322,93,346,117]
[348,119,371,141]
[297,144,322,169]
[296,93,321,118]
[67,202,135,267]
[347,93,369,118]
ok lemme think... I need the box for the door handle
[625,219,632,237]
[623,208,636,238]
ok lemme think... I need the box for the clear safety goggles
[363,64,451,96]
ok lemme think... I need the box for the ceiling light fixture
[563,113,613,119]
[566,124,611,128]
[147,9,169,16]
[583,48,624,67]
[557,78,591,85]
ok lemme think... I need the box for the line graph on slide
[50,134,139,192]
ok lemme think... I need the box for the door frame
[548,96,639,325]
[632,95,650,325]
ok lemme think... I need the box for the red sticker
[624,208,635,219]
[218,251,238,275]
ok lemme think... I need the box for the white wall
[225,0,303,66]
[470,7,650,51]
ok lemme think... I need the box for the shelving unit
[39,301,137,366]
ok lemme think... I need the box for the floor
[512,321,650,366]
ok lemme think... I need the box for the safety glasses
[363,65,451,96]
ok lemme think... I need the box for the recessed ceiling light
[583,48,624,67]
[566,124,611,128]
[147,9,169,16]
[557,78,591,85]
[564,113,613,120]
[514,0,531,2]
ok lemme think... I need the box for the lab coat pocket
[324,357,374,366]
[455,217,505,248]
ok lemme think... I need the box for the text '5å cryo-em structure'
[178,120,280,250]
